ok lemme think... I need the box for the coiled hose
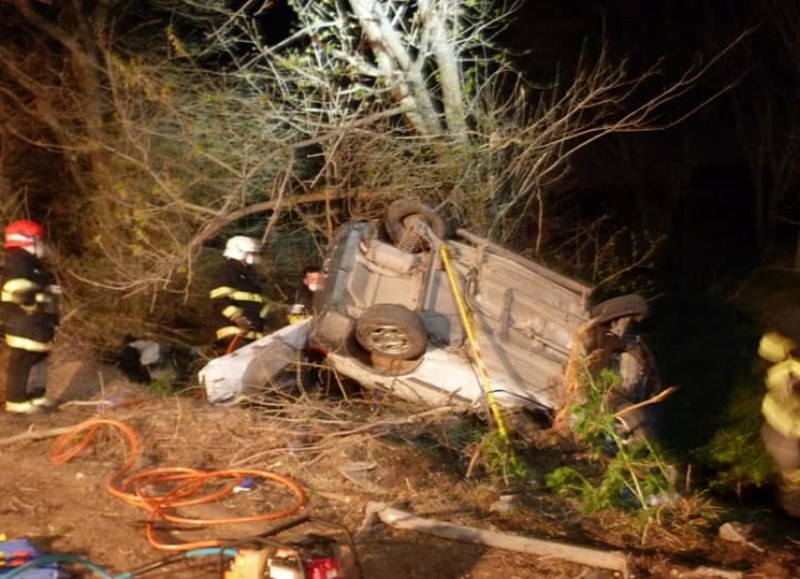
[47,418,306,552]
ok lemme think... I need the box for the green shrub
[545,367,674,513]
[482,430,531,484]
[691,371,775,494]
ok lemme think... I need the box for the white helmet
[223,235,262,265]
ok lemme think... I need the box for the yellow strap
[440,244,510,440]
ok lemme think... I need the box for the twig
[465,443,482,479]
[337,464,389,496]
[0,424,78,447]
[322,405,460,438]
[614,386,679,419]
[230,406,459,466]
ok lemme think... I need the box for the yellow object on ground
[224,549,269,579]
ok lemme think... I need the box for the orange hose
[48,418,306,551]
[225,333,242,354]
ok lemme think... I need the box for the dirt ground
[1,344,800,579]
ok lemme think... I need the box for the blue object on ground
[233,476,257,493]
[0,539,61,578]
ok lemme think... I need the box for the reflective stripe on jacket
[215,326,263,341]
[762,358,800,439]
[209,287,264,304]
[4,333,53,352]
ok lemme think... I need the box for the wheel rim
[363,325,414,356]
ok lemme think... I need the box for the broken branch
[363,502,630,577]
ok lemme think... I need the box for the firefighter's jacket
[0,248,60,351]
[762,357,800,440]
[209,259,269,341]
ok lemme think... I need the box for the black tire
[590,293,649,324]
[355,304,428,360]
[384,199,447,252]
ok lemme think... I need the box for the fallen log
[363,502,630,578]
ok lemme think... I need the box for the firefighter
[209,236,270,354]
[284,264,329,395]
[758,331,800,517]
[287,265,321,324]
[1,220,61,415]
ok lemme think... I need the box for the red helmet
[4,219,45,250]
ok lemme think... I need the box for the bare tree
[0,0,747,349]
[178,0,746,246]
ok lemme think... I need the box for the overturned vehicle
[199,199,663,439]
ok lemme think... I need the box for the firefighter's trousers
[761,422,800,517]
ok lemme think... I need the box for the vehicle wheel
[384,199,447,252]
[590,293,649,324]
[355,304,428,360]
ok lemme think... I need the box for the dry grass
[0,342,797,576]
